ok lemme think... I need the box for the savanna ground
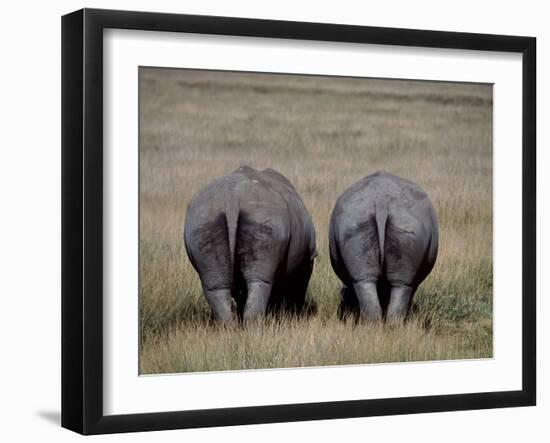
[139,68,493,374]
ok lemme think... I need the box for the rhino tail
[225,197,240,284]
[375,204,388,267]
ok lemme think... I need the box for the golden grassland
[139,68,493,374]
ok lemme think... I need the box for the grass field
[139,68,493,374]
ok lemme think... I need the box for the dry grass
[140,315,492,374]
[139,68,493,374]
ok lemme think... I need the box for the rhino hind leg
[237,212,288,321]
[202,286,236,323]
[338,285,358,320]
[353,280,383,322]
[243,280,272,322]
[338,279,394,321]
[386,285,414,323]
[289,260,316,316]
[269,260,314,317]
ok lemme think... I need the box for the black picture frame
[61,8,536,435]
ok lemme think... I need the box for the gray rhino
[184,166,317,322]
[329,171,438,322]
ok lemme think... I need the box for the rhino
[184,166,317,322]
[329,171,438,322]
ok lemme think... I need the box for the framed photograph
[61,8,536,435]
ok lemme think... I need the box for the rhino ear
[262,168,296,190]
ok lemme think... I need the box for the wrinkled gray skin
[184,166,317,323]
[329,172,438,322]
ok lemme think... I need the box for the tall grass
[140,315,492,374]
[139,68,493,374]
